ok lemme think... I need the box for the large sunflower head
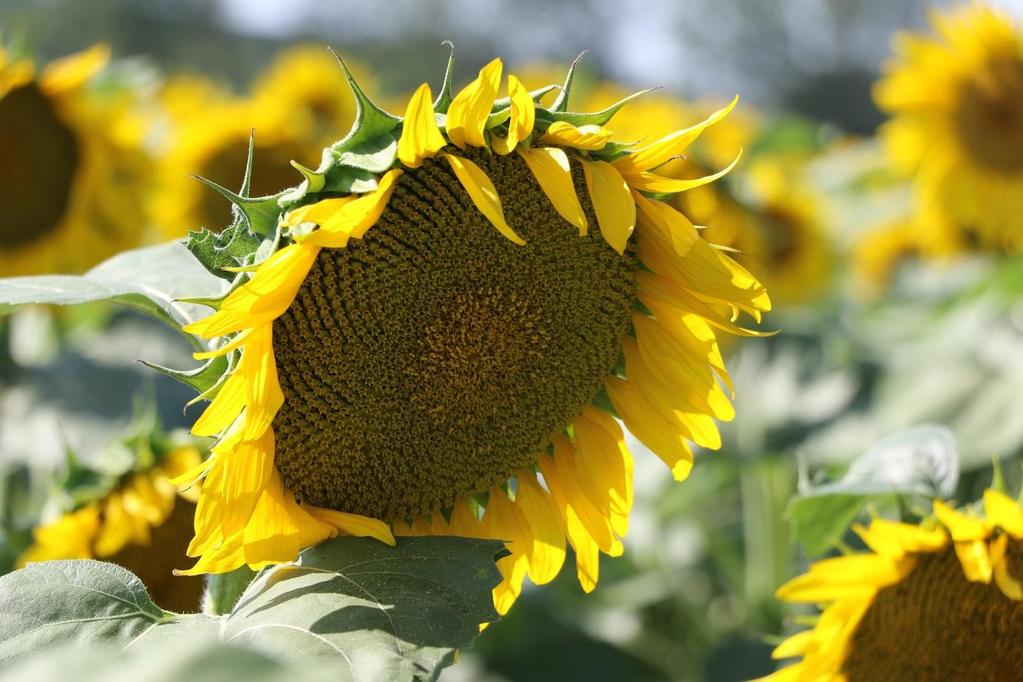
[0,44,149,277]
[769,489,1023,680]
[875,4,1023,252]
[152,50,370,239]
[19,433,206,613]
[170,52,770,615]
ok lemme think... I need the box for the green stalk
[202,566,257,615]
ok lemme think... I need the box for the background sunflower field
[2,1,1023,680]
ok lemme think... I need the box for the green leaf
[227,535,504,681]
[0,242,227,328]
[787,426,960,556]
[0,561,169,663]
[786,493,870,557]
[0,639,336,682]
[1,536,503,681]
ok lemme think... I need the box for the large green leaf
[787,426,959,556]
[0,639,335,682]
[0,536,503,681]
[0,560,170,661]
[0,242,227,328]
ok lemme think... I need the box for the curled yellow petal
[446,58,502,149]
[492,74,535,155]
[308,507,397,546]
[301,169,402,247]
[582,160,634,254]
[613,95,738,175]
[541,121,613,151]
[518,147,587,235]
[444,153,525,245]
[398,83,447,167]
[623,150,741,194]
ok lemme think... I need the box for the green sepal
[589,140,637,162]
[192,175,283,237]
[485,107,511,129]
[140,355,228,396]
[239,130,257,198]
[591,385,620,419]
[551,51,587,112]
[433,41,456,114]
[329,48,401,154]
[289,160,326,193]
[537,88,655,127]
[322,165,379,194]
[173,294,226,310]
[185,222,263,281]
[334,133,398,173]
[185,351,238,407]
[491,84,560,112]
[57,446,112,504]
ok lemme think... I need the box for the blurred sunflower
[0,44,148,277]
[769,490,1023,680]
[19,445,205,612]
[875,4,1023,252]
[172,55,769,616]
[152,47,367,238]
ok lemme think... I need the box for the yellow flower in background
[875,4,1023,253]
[252,45,365,148]
[0,44,149,277]
[19,447,205,612]
[151,47,368,238]
[768,490,1023,681]
[173,55,770,617]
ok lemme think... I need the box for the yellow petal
[93,493,132,557]
[444,153,525,245]
[541,439,620,556]
[633,190,698,258]
[239,325,284,441]
[984,489,1023,538]
[191,370,246,437]
[776,554,912,603]
[623,151,740,194]
[398,83,447,167]
[192,328,253,360]
[481,487,531,615]
[242,472,305,568]
[307,507,397,546]
[446,58,502,149]
[582,161,634,254]
[852,519,947,559]
[283,196,355,229]
[991,533,1023,600]
[513,472,566,585]
[771,629,814,660]
[492,74,535,155]
[40,44,110,94]
[175,531,246,576]
[612,95,738,175]
[572,406,633,538]
[302,169,402,247]
[541,121,613,151]
[605,375,695,481]
[184,243,319,338]
[934,500,991,541]
[518,147,587,235]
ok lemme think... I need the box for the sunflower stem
[202,566,256,616]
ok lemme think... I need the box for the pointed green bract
[334,134,398,173]
[433,41,457,114]
[328,48,401,154]
[239,131,256,198]
[141,355,229,396]
[551,50,588,112]
[191,176,283,236]
[289,160,326,193]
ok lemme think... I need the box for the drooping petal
[984,489,1023,537]
[623,151,741,194]
[190,369,246,437]
[242,471,305,568]
[446,58,502,149]
[776,554,913,602]
[481,487,532,615]
[239,325,284,441]
[307,507,397,546]
[301,169,402,246]
[518,147,587,235]
[605,375,695,481]
[183,243,319,338]
[582,160,634,254]
[541,121,614,151]
[513,472,567,585]
[612,95,738,175]
[492,74,535,155]
[852,519,947,559]
[444,153,525,245]
[398,83,447,167]
[571,406,633,538]
[990,533,1023,600]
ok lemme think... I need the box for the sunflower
[19,446,205,612]
[768,489,1023,680]
[171,54,769,616]
[152,48,368,238]
[0,44,149,277]
[875,4,1023,253]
